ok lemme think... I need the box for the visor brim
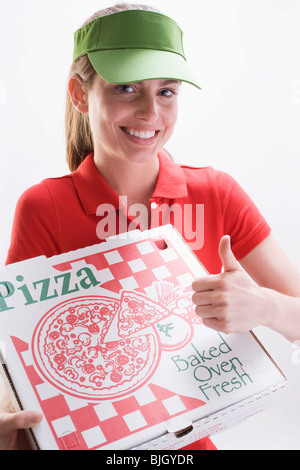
[88,49,201,89]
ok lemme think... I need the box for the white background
[0,0,300,450]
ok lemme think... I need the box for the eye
[158,88,177,97]
[117,84,135,94]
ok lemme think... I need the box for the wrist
[260,287,300,342]
[260,287,284,330]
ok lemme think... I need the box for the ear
[68,75,89,113]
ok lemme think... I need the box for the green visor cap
[73,10,201,89]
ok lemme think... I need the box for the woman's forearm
[261,287,300,343]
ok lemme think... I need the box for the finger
[0,410,43,436]
[192,291,216,306]
[195,306,220,330]
[194,304,218,318]
[192,275,220,293]
[218,235,241,272]
[202,317,222,332]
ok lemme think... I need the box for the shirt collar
[153,151,188,199]
[72,152,188,216]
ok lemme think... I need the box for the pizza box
[0,225,288,450]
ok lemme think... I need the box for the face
[84,75,180,164]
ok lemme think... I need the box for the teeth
[124,128,156,139]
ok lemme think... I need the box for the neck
[93,151,160,206]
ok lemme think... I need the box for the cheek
[88,101,102,137]
[88,102,118,140]
[163,103,178,134]
[102,103,124,125]
[165,101,178,125]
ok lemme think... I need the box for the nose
[135,94,159,122]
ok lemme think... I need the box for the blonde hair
[65,3,161,172]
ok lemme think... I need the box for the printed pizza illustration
[32,296,160,400]
[32,282,197,401]
[117,291,171,337]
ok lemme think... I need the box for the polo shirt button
[150,202,157,210]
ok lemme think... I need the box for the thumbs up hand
[191,235,266,334]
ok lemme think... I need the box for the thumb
[218,235,241,272]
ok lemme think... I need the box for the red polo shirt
[6,152,270,272]
[5,152,271,451]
